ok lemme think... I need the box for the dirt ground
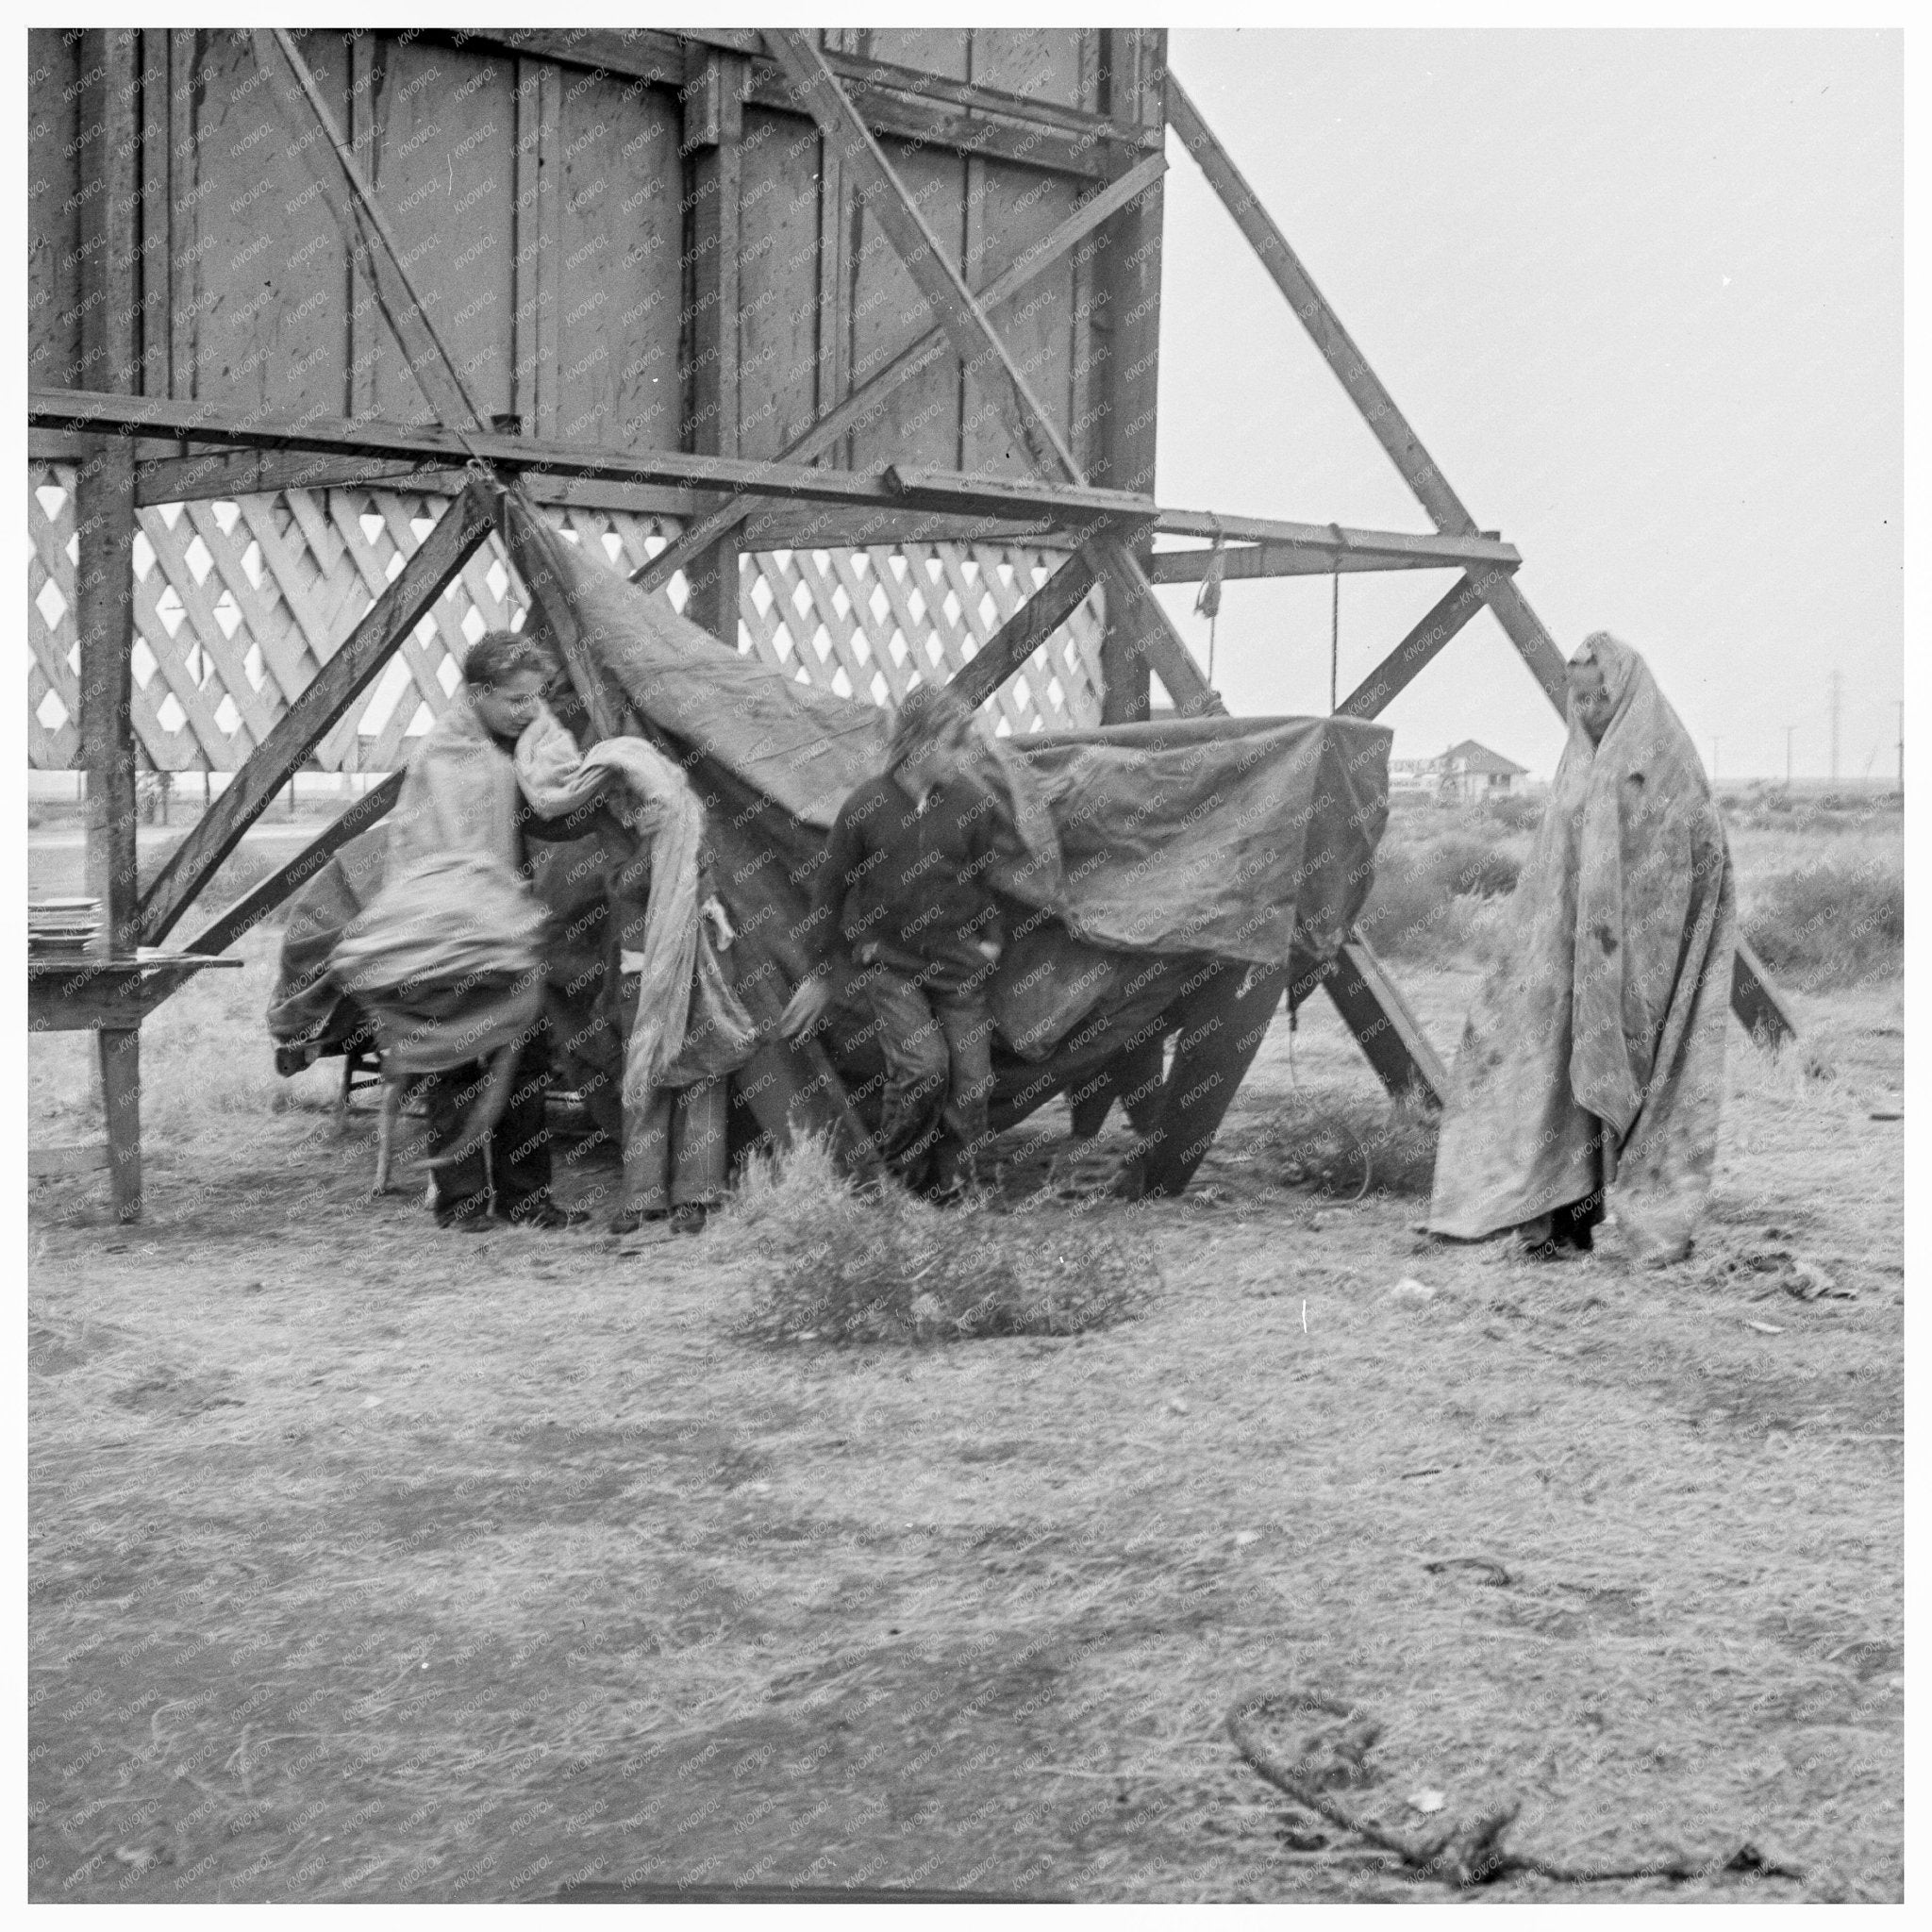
[28,902,1903,1901]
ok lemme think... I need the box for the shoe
[609,1208,671,1237]
[670,1202,708,1237]
[506,1201,591,1231]
[436,1211,495,1235]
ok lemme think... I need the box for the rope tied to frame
[1194,517,1228,682]
[1328,523,1349,712]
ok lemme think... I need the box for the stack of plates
[29,897,101,957]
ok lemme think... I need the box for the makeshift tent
[270,496,1393,1197]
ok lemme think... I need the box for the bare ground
[27,931,1903,1903]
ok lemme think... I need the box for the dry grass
[724,1139,1147,1345]
[27,823,1902,1905]
[1224,1086,1441,1200]
[1358,824,1524,962]
[1740,858,1904,990]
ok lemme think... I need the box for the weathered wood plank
[1150,529,1517,582]
[457,28,1139,176]
[682,44,746,644]
[76,31,142,958]
[185,771,404,957]
[1091,30,1167,723]
[631,151,1165,596]
[1335,574,1492,722]
[99,1028,143,1222]
[944,549,1099,711]
[137,483,497,944]
[34,389,1157,525]
[1168,73,1795,1047]
[1322,939,1450,1107]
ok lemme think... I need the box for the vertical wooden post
[512,56,562,438]
[168,31,197,404]
[813,30,852,452]
[76,29,144,1219]
[347,31,380,416]
[1091,28,1167,724]
[98,1031,143,1223]
[682,44,745,645]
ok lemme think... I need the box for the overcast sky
[1148,28,1902,781]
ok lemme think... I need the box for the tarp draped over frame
[1426,632,1736,1262]
[271,493,1392,1174]
[501,505,1389,1049]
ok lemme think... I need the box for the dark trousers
[422,1033,553,1225]
[858,963,995,1191]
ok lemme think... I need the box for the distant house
[1388,741,1529,803]
[1387,757,1441,795]
[1438,740,1529,802]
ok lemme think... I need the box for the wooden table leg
[97,1027,142,1223]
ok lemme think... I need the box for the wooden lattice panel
[740,542,1106,736]
[27,465,1104,771]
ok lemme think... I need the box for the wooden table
[28,949,244,1222]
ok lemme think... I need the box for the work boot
[505,1200,591,1231]
[670,1202,708,1237]
[609,1207,671,1237]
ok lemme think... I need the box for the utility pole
[1784,725,1795,789]
[1710,738,1720,785]
[1898,701,1905,796]
[1829,671,1843,786]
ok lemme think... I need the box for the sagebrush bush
[1249,1088,1441,1199]
[1358,833,1521,958]
[727,1138,1148,1345]
[1742,860,1904,988]
[1482,794,1543,834]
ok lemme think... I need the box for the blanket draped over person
[325,687,563,1073]
[1426,632,1736,1263]
[317,686,754,1106]
[513,709,757,1116]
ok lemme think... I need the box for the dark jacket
[803,774,1010,978]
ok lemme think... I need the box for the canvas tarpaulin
[272,494,1393,1194]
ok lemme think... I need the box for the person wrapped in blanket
[1425,632,1736,1264]
[517,708,755,1241]
[328,629,752,1233]
[778,683,1016,1202]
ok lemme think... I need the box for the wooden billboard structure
[27,26,1793,1219]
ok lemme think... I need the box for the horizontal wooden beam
[1150,526,1519,584]
[186,772,404,958]
[140,482,498,945]
[30,389,1157,531]
[454,29,1147,178]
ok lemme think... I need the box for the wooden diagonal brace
[1336,574,1495,722]
[254,28,494,449]
[1169,72,1796,1048]
[187,772,405,959]
[764,31,1221,721]
[630,150,1168,595]
[139,483,498,947]
[945,549,1101,713]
